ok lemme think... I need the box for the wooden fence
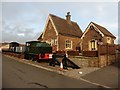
[81,44,117,67]
[82,51,98,57]
[98,44,116,67]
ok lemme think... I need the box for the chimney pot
[66,12,71,23]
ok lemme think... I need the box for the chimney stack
[66,12,71,23]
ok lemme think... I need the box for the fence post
[114,44,117,62]
[106,43,109,66]
[98,44,100,67]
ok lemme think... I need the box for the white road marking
[79,78,111,88]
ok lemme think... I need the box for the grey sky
[2,2,118,44]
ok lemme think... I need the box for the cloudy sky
[1,1,118,44]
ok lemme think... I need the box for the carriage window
[36,43,42,47]
[26,43,30,46]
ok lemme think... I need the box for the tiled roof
[49,14,83,37]
[37,33,43,40]
[92,22,116,38]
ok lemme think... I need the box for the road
[82,62,119,89]
[2,55,102,88]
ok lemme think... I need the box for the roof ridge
[48,13,83,38]
[91,22,115,38]
[91,22,107,29]
[49,13,77,23]
[49,14,64,20]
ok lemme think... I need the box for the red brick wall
[42,20,58,51]
[58,34,81,51]
[82,28,102,51]
[42,20,81,52]
[43,20,57,41]
[82,28,115,51]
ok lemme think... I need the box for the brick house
[38,12,83,52]
[81,22,116,51]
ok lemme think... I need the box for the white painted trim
[89,39,98,51]
[106,36,111,44]
[92,23,104,37]
[49,16,59,36]
[65,39,72,50]
[57,35,59,51]
[81,22,104,39]
[42,16,49,39]
[42,15,58,39]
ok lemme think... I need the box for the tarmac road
[2,55,105,88]
[82,62,119,89]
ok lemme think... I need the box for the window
[107,37,111,44]
[54,39,57,45]
[51,39,57,46]
[91,40,96,50]
[89,40,97,51]
[51,39,54,46]
[26,43,30,46]
[65,40,72,49]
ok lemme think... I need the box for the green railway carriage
[24,41,52,61]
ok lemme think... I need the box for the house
[38,12,83,52]
[81,22,116,51]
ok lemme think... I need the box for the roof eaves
[92,22,116,38]
[49,15,59,36]
[59,33,81,38]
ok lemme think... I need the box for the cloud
[17,33,25,37]
[2,20,41,43]
[97,22,118,36]
[2,2,118,44]
[2,2,49,44]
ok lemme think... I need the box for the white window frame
[51,39,54,46]
[107,37,111,44]
[54,39,57,45]
[65,40,72,49]
[89,40,97,51]
[51,39,57,46]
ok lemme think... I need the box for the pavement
[2,54,119,89]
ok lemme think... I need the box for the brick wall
[69,56,98,68]
[58,34,81,51]
[82,28,102,51]
[42,20,82,52]
[43,20,57,41]
[42,20,57,51]
[81,28,115,51]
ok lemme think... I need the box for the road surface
[82,62,119,89]
[2,55,104,88]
